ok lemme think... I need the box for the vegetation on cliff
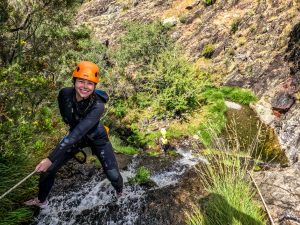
[0,0,266,224]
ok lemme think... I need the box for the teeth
[80,89,89,93]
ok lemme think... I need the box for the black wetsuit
[38,87,123,202]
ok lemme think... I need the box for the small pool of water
[224,103,288,165]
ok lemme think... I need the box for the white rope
[248,171,275,225]
[0,170,36,200]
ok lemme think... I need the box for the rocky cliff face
[76,0,300,164]
[76,1,300,223]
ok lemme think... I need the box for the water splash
[32,156,145,225]
[151,148,208,188]
[32,149,207,224]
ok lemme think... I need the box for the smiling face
[74,78,95,101]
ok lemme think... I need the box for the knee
[106,169,121,182]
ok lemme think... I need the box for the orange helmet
[72,61,100,84]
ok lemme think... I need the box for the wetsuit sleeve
[48,101,104,162]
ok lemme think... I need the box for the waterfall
[32,148,207,225]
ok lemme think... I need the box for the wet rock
[139,179,158,189]
[116,153,134,170]
[137,153,181,174]
[225,100,242,110]
[138,168,205,225]
[271,92,295,114]
[33,146,207,225]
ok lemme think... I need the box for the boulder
[162,16,177,27]
[271,92,295,114]
[254,164,300,225]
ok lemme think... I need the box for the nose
[83,81,88,89]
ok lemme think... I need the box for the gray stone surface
[254,163,300,225]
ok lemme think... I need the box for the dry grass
[163,0,196,18]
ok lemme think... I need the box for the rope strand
[248,171,275,225]
[0,170,36,200]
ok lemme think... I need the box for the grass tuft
[110,135,139,155]
[129,166,151,184]
[186,127,267,225]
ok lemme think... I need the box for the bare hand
[35,158,52,172]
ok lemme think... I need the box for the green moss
[202,44,215,58]
[87,155,101,168]
[110,135,139,155]
[147,151,161,157]
[202,0,215,6]
[167,150,178,156]
[259,128,289,164]
[220,86,257,104]
[129,166,151,184]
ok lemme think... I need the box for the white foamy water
[32,148,207,224]
[33,156,145,225]
[151,148,208,188]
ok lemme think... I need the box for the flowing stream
[31,103,288,224]
[31,148,207,225]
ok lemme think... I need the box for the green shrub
[127,123,148,147]
[71,24,92,39]
[231,19,241,34]
[179,15,188,24]
[129,166,151,184]
[110,135,139,155]
[145,49,208,116]
[202,44,215,58]
[112,100,128,118]
[0,65,55,121]
[202,0,215,6]
[112,21,171,67]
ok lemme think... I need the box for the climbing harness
[0,170,36,200]
[248,171,275,225]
